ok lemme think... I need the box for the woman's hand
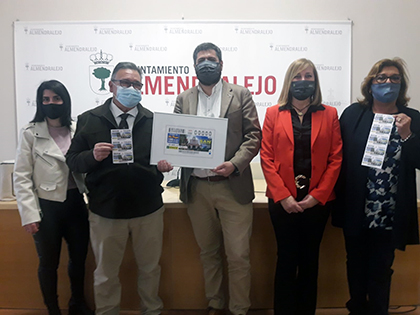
[297,194,319,210]
[394,113,412,140]
[280,196,304,214]
[23,222,39,235]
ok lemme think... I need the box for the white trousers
[89,207,164,315]
[188,179,253,315]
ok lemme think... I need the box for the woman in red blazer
[261,58,342,314]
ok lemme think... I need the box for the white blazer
[14,120,85,226]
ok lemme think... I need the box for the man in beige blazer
[163,42,261,315]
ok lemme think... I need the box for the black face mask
[195,60,222,86]
[42,104,66,119]
[290,80,316,101]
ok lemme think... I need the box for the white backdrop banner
[14,20,352,133]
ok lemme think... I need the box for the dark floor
[0,307,419,315]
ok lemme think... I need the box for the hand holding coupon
[94,143,113,162]
[212,161,235,177]
[394,113,412,140]
[157,160,235,177]
[157,160,173,173]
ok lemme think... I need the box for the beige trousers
[89,207,164,315]
[188,179,253,315]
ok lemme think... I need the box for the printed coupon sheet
[361,114,395,169]
[111,129,134,164]
[151,112,228,169]
[165,127,214,158]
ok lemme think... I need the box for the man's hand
[23,222,39,235]
[212,162,235,177]
[297,194,319,210]
[157,160,173,172]
[280,196,304,214]
[93,142,114,161]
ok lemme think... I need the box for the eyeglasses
[373,74,402,84]
[112,79,143,90]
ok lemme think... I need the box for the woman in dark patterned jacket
[334,58,420,315]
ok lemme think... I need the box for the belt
[193,175,229,182]
[295,175,310,189]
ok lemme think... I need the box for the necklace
[291,104,311,116]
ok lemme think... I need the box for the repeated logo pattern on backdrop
[14,21,352,133]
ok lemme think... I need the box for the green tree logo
[89,50,113,95]
[92,67,111,91]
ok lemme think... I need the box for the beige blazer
[14,120,85,226]
[174,80,262,205]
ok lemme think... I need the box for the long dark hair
[31,80,72,127]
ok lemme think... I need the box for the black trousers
[344,229,395,315]
[33,189,89,310]
[269,198,329,315]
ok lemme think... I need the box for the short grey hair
[111,62,142,80]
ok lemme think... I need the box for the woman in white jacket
[14,80,93,315]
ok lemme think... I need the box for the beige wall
[1,0,420,184]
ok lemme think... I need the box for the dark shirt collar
[279,103,325,113]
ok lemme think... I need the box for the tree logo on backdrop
[89,50,113,95]
[93,26,132,35]
[324,88,342,107]
[270,43,308,52]
[234,26,273,35]
[24,63,63,71]
[24,27,62,35]
[305,26,343,35]
[26,98,36,107]
[164,25,202,34]
[130,43,168,52]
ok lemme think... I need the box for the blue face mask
[115,85,142,108]
[371,83,400,103]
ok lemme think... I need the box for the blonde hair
[359,57,410,107]
[278,58,322,107]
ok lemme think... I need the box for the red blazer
[261,104,342,205]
